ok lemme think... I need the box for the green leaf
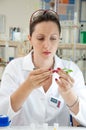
[63,68,73,74]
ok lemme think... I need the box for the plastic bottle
[53,123,59,130]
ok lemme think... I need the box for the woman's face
[29,21,60,59]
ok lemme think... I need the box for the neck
[32,52,54,69]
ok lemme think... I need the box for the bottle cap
[0,115,11,127]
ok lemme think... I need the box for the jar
[0,115,11,127]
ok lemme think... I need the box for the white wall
[0,0,41,62]
[0,0,41,40]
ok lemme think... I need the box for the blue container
[0,115,11,127]
[9,57,14,62]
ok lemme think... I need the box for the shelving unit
[0,40,86,57]
[0,40,31,58]
[58,43,86,49]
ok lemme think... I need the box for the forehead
[33,21,59,34]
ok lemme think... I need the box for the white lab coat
[0,51,86,126]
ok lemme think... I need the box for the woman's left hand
[55,68,79,115]
[55,68,74,94]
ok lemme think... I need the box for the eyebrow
[36,33,59,36]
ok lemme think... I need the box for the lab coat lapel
[22,51,35,71]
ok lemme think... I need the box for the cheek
[33,43,41,51]
[53,47,58,52]
[52,43,58,50]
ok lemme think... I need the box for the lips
[43,51,51,55]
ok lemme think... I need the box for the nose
[43,39,50,49]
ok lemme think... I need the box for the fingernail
[52,70,56,73]
[49,68,52,71]
[57,68,61,70]
[55,78,58,81]
[52,70,58,73]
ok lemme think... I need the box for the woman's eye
[37,38,44,41]
[51,37,57,40]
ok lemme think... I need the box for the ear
[28,35,32,44]
[28,35,31,41]
[28,35,33,48]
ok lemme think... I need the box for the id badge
[49,96,61,108]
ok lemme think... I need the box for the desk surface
[0,126,85,130]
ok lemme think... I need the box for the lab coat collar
[22,50,35,71]
[22,51,63,71]
[54,55,64,70]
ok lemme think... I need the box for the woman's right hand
[11,68,52,112]
[25,68,52,90]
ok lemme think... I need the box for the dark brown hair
[29,10,61,36]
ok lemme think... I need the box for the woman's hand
[11,68,52,112]
[55,68,74,94]
[25,68,52,90]
[55,68,79,115]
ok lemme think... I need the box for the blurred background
[0,0,86,83]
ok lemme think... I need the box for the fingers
[27,67,74,92]
[39,77,50,86]
[31,67,51,75]
[27,68,52,89]
[30,68,52,80]
[54,68,74,93]
[54,68,74,83]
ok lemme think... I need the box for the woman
[0,9,86,126]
